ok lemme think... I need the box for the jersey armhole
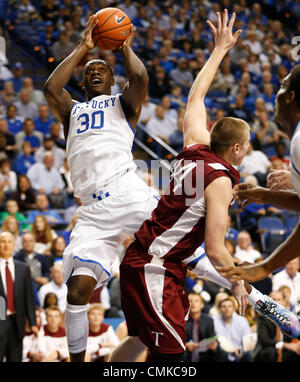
[119,94,135,135]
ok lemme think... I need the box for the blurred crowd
[0,0,300,362]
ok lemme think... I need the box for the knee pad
[65,303,89,354]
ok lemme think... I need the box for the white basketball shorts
[62,170,160,289]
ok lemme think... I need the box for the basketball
[92,8,132,51]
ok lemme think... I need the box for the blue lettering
[91,110,104,129]
[104,99,109,108]
[76,113,89,134]
[111,97,116,107]
[99,101,103,109]
[92,100,98,109]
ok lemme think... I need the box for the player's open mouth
[91,77,103,86]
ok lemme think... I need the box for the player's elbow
[43,80,55,97]
[205,246,224,264]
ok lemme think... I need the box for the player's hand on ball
[114,24,134,52]
[81,16,97,50]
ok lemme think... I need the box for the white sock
[248,287,265,306]
[65,303,89,354]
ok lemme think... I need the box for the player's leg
[188,249,300,338]
[109,336,146,362]
[65,274,97,362]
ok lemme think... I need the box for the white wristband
[275,341,284,350]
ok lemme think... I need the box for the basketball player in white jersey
[44,16,159,362]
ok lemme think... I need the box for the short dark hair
[288,64,300,109]
[82,59,114,78]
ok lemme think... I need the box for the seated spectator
[22,77,47,107]
[31,214,58,255]
[234,230,262,264]
[213,296,252,362]
[85,303,120,362]
[278,285,296,314]
[27,151,65,208]
[1,215,23,254]
[50,31,74,64]
[225,238,237,261]
[50,121,66,150]
[0,158,17,196]
[252,111,280,148]
[34,134,65,170]
[228,93,252,122]
[0,198,30,231]
[14,232,50,291]
[0,81,17,108]
[14,142,36,176]
[59,157,74,207]
[40,292,59,325]
[0,118,18,159]
[39,306,69,362]
[40,0,60,24]
[38,263,67,313]
[10,174,37,212]
[169,107,184,152]
[22,308,43,362]
[27,193,64,224]
[253,290,300,362]
[8,62,25,93]
[185,292,228,362]
[34,104,54,136]
[15,118,43,153]
[272,258,300,308]
[269,141,290,170]
[5,104,23,135]
[14,88,38,120]
[208,292,230,319]
[260,83,276,112]
[160,95,178,124]
[146,104,177,143]
[239,141,271,186]
[219,64,235,94]
[47,235,66,268]
[169,58,194,96]
[148,66,171,99]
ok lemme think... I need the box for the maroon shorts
[120,243,189,354]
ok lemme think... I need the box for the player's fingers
[206,20,217,36]
[228,11,236,30]
[217,11,222,31]
[233,29,243,40]
[222,8,228,28]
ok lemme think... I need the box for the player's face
[83,62,114,99]
[233,131,250,167]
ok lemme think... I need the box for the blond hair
[210,117,250,155]
[87,303,105,316]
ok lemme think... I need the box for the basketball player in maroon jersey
[109,10,300,362]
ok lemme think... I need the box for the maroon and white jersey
[86,323,120,361]
[134,144,240,263]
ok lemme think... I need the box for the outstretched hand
[207,9,242,52]
[81,15,98,50]
[233,183,265,208]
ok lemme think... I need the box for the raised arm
[118,30,149,130]
[44,16,97,138]
[183,10,242,147]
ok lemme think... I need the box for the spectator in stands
[9,62,25,93]
[228,93,252,122]
[269,141,290,170]
[169,107,184,153]
[50,121,66,150]
[27,151,65,208]
[0,199,30,231]
[22,77,47,107]
[160,95,178,125]
[225,214,238,244]
[34,104,53,136]
[16,0,39,23]
[229,37,249,66]
[252,110,280,149]
[213,296,252,362]
[148,66,171,99]
[14,232,50,292]
[260,83,276,113]
[38,20,59,58]
[168,84,187,109]
[253,290,300,362]
[14,88,38,120]
[47,235,66,268]
[10,174,37,212]
[272,258,300,308]
[31,214,57,255]
[16,118,43,153]
[50,31,74,64]
[85,303,120,362]
[0,81,17,108]
[0,118,18,159]
[22,308,43,362]
[219,64,235,94]
[185,292,227,362]
[145,104,176,143]
[234,230,262,264]
[278,285,296,314]
[138,92,156,132]
[38,263,67,313]
[239,140,271,186]
[62,20,81,45]
[40,0,60,25]
[5,104,23,135]
[27,193,64,225]
[39,306,69,362]
[0,158,17,196]
[169,58,194,96]
[1,215,23,254]
[14,141,36,175]
[35,134,65,170]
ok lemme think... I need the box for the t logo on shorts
[152,331,163,346]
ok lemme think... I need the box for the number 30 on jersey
[77,110,104,134]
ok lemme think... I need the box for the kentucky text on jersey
[72,96,117,116]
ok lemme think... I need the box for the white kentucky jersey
[290,121,300,199]
[67,93,136,200]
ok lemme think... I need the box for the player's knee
[67,284,89,305]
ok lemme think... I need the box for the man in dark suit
[0,231,38,361]
[253,290,300,362]
[14,232,50,292]
[184,291,228,362]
